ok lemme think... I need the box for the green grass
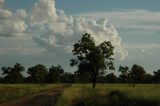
[56,84,160,106]
[0,84,63,103]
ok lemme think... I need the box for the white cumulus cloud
[76,10,160,31]
[15,9,27,19]
[0,9,12,19]
[2,20,26,32]
[0,1,27,37]
[0,0,4,9]
[30,0,57,24]
[31,0,128,60]
[0,0,128,60]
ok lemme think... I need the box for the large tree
[70,33,115,88]
[27,64,48,83]
[1,63,24,83]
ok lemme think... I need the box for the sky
[0,0,160,75]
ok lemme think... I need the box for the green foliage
[27,64,48,83]
[143,74,153,83]
[1,63,24,83]
[118,66,130,83]
[62,72,76,83]
[0,62,159,84]
[117,65,155,84]
[153,69,160,83]
[129,64,146,83]
[104,73,118,83]
[70,33,115,88]
[74,70,92,83]
[47,65,64,83]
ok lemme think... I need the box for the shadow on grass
[74,90,160,106]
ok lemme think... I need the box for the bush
[107,90,127,106]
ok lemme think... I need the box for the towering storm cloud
[0,0,128,60]
[31,0,128,60]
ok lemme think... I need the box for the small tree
[129,64,146,84]
[153,69,160,83]
[62,72,75,83]
[70,33,115,88]
[1,63,24,83]
[118,66,130,83]
[105,73,118,83]
[27,64,48,83]
[47,65,64,83]
[143,73,153,83]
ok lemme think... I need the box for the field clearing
[57,84,160,106]
[1,84,160,106]
[0,84,63,104]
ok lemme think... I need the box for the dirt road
[0,84,71,106]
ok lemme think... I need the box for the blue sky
[6,0,160,12]
[0,0,160,75]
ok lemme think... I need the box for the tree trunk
[92,74,97,88]
[92,68,98,88]
[92,78,96,88]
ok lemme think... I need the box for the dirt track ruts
[0,84,71,106]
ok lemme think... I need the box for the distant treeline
[0,63,159,84]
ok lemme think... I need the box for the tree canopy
[70,33,115,88]
[118,66,130,83]
[153,69,160,83]
[27,64,48,83]
[129,64,146,83]
[1,63,24,83]
[0,63,159,84]
[46,65,64,83]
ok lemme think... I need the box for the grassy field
[56,84,160,106]
[1,84,160,106]
[0,84,63,103]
